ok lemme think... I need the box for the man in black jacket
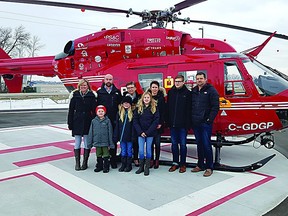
[167,75,191,173]
[191,72,219,177]
[97,74,122,168]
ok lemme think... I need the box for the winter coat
[167,85,191,129]
[67,90,97,136]
[133,106,159,137]
[148,89,166,134]
[191,83,219,126]
[113,110,134,143]
[87,116,114,149]
[97,83,122,127]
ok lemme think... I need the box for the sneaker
[203,169,213,177]
[191,166,203,173]
[168,165,178,172]
[179,165,186,173]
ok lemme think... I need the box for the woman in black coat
[67,79,97,171]
[148,81,166,169]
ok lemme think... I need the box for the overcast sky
[1,0,288,79]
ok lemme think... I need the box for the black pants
[151,133,161,160]
[133,140,139,160]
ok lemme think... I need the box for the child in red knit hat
[87,105,114,173]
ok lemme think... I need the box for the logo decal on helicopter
[104,35,120,42]
[107,44,121,47]
[147,38,161,43]
[81,50,88,57]
[78,63,85,70]
[125,45,132,54]
[145,46,162,51]
[228,122,274,131]
[166,36,181,41]
[76,43,87,50]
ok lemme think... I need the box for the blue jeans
[74,135,88,149]
[170,127,187,166]
[138,137,153,160]
[120,141,133,157]
[193,123,213,170]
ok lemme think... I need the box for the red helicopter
[1,0,288,171]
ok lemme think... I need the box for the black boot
[103,157,110,173]
[144,158,150,176]
[118,157,127,172]
[125,157,132,172]
[94,157,103,172]
[109,148,117,169]
[74,149,81,171]
[154,160,159,169]
[150,159,154,168]
[81,148,91,170]
[135,159,144,174]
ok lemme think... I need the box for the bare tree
[9,26,31,57]
[0,25,43,58]
[27,35,45,57]
[0,27,13,52]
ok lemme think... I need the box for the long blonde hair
[118,104,133,122]
[137,91,157,114]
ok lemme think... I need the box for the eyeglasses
[175,80,183,83]
[127,86,135,89]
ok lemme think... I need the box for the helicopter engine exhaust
[54,41,75,60]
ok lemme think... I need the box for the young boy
[87,105,114,173]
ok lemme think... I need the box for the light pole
[198,27,204,38]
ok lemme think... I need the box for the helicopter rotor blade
[0,0,143,15]
[177,18,288,40]
[174,0,207,12]
[2,0,287,40]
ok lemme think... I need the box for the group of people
[67,72,219,177]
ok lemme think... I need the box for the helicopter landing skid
[159,154,275,172]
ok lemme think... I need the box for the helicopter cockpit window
[243,59,288,96]
[224,62,247,96]
[138,73,163,92]
[179,70,207,90]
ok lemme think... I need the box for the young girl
[87,105,114,173]
[113,96,134,172]
[133,92,159,176]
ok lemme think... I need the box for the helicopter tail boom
[0,48,56,92]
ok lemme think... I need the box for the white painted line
[0,142,10,150]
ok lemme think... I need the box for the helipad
[0,124,287,216]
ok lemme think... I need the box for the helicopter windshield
[243,59,288,96]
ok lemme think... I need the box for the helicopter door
[224,62,249,97]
